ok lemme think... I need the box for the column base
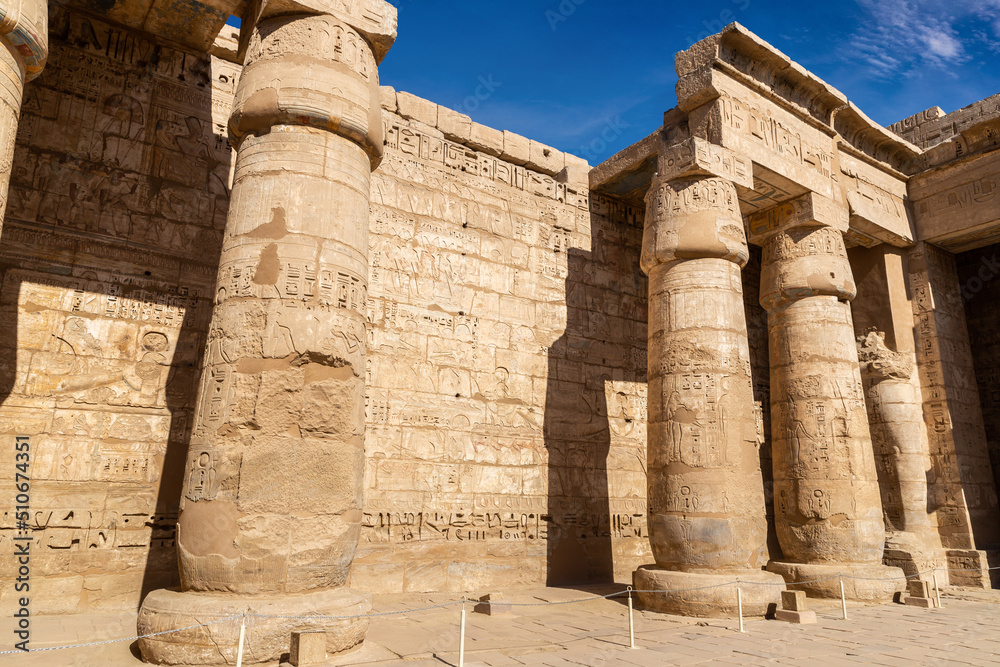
[138,587,370,665]
[766,561,905,602]
[633,566,785,618]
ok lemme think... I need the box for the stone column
[857,329,941,576]
[751,194,904,601]
[138,4,396,665]
[0,0,46,230]
[634,172,784,618]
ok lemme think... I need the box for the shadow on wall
[0,7,232,613]
[543,194,650,587]
[544,246,615,586]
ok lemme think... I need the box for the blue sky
[231,1,1000,165]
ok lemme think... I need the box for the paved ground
[4,585,1000,666]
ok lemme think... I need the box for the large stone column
[138,4,396,665]
[751,194,904,601]
[0,0,46,229]
[634,171,784,618]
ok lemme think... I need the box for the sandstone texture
[0,11,999,657]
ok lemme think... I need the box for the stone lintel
[589,127,662,206]
[839,151,914,248]
[658,136,753,190]
[240,0,397,63]
[910,151,1000,253]
[674,23,922,175]
[847,191,914,249]
[746,191,848,245]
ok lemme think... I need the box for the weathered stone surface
[138,588,369,665]
[437,105,472,144]
[501,130,530,165]
[4,8,1000,626]
[290,631,328,666]
[755,207,906,600]
[135,6,394,663]
[527,139,564,175]
[396,91,438,127]
[635,170,784,616]
[634,567,780,618]
[468,121,504,156]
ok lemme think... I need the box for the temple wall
[354,100,652,592]
[0,9,237,613]
[0,11,657,611]
[3,10,999,616]
[908,243,1000,557]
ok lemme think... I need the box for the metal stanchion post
[737,586,744,633]
[627,586,636,649]
[459,597,466,667]
[235,612,247,667]
[840,577,848,620]
[934,571,943,609]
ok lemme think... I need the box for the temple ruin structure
[0,2,998,662]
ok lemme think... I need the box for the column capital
[230,10,393,167]
[240,0,397,64]
[0,0,47,81]
[640,173,749,274]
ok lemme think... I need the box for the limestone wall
[0,10,656,611]
[0,9,238,612]
[355,92,651,592]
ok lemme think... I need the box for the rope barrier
[7,564,999,654]
[0,614,242,655]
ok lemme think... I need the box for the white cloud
[848,0,1000,76]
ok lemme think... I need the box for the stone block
[396,91,438,126]
[290,630,327,665]
[527,139,564,175]
[379,86,397,113]
[904,596,936,608]
[468,122,504,156]
[559,153,590,187]
[781,589,808,611]
[474,593,511,615]
[774,609,817,624]
[502,130,530,165]
[437,106,472,143]
[907,580,931,598]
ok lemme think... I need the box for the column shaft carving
[0,0,46,230]
[138,6,396,665]
[635,173,784,617]
[757,211,905,601]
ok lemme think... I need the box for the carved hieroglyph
[137,5,397,665]
[857,329,942,575]
[0,0,47,229]
[753,197,905,600]
[634,172,784,617]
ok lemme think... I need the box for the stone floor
[4,585,1000,666]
